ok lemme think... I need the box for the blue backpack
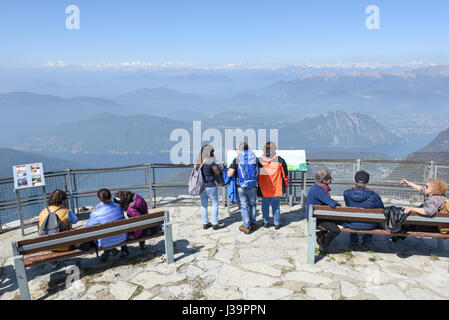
[237,150,258,188]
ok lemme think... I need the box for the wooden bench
[11,210,174,300]
[307,205,449,271]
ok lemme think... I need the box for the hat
[355,170,369,184]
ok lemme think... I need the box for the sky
[0,0,449,68]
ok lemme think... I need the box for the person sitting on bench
[38,189,79,252]
[343,170,384,251]
[114,191,160,250]
[305,169,341,255]
[85,188,128,262]
[401,178,447,217]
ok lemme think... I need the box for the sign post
[12,163,46,235]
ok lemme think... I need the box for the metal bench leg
[307,216,317,265]
[163,211,174,264]
[11,242,30,300]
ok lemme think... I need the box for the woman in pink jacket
[114,191,159,250]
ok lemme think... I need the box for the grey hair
[355,182,367,188]
[237,142,249,151]
[314,169,332,184]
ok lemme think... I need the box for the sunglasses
[425,184,430,189]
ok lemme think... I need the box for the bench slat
[314,214,449,227]
[17,211,165,247]
[317,226,449,238]
[23,232,164,267]
[313,205,449,218]
[20,220,164,255]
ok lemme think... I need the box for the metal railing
[1,159,448,235]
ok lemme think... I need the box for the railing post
[428,161,435,179]
[66,168,76,214]
[357,159,361,171]
[146,163,154,209]
[301,171,307,209]
[152,166,157,208]
[15,190,25,236]
[288,171,293,207]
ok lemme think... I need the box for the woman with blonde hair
[400,178,447,216]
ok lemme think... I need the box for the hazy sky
[1,0,449,68]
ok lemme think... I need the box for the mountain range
[11,110,404,156]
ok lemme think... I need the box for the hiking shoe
[99,251,110,263]
[316,232,326,252]
[120,248,130,258]
[239,225,251,234]
[349,242,359,251]
[318,246,329,256]
[361,242,371,251]
[213,223,225,230]
[275,224,281,230]
[263,222,269,228]
[203,223,212,230]
[110,248,120,256]
[250,222,258,231]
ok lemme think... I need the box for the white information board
[13,163,46,190]
[226,150,307,171]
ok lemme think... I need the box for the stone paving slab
[1,203,449,300]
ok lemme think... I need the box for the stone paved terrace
[1,203,449,300]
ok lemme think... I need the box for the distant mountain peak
[418,127,449,152]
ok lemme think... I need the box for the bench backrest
[311,205,449,228]
[15,211,167,255]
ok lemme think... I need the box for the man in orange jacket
[258,142,289,230]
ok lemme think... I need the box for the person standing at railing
[195,144,225,230]
[85,188,128,262]
[305,169,341,255]
[400,178,447,217]
[225,142,259,234]
[257,141,289,230]
[343,170,384,251]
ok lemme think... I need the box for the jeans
[350,233,373,244]
[237,187,257,228]
[262,197,281,226]
[200,186,219,225]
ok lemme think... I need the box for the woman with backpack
[38,189,79,251]
[114,191,161,250]
[195,144,225,230]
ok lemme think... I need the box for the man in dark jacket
[343,170,384,251]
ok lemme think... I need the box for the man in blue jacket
[343,170,384,251]
[85,189,128,261]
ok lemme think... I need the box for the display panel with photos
[13,163,46,190]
